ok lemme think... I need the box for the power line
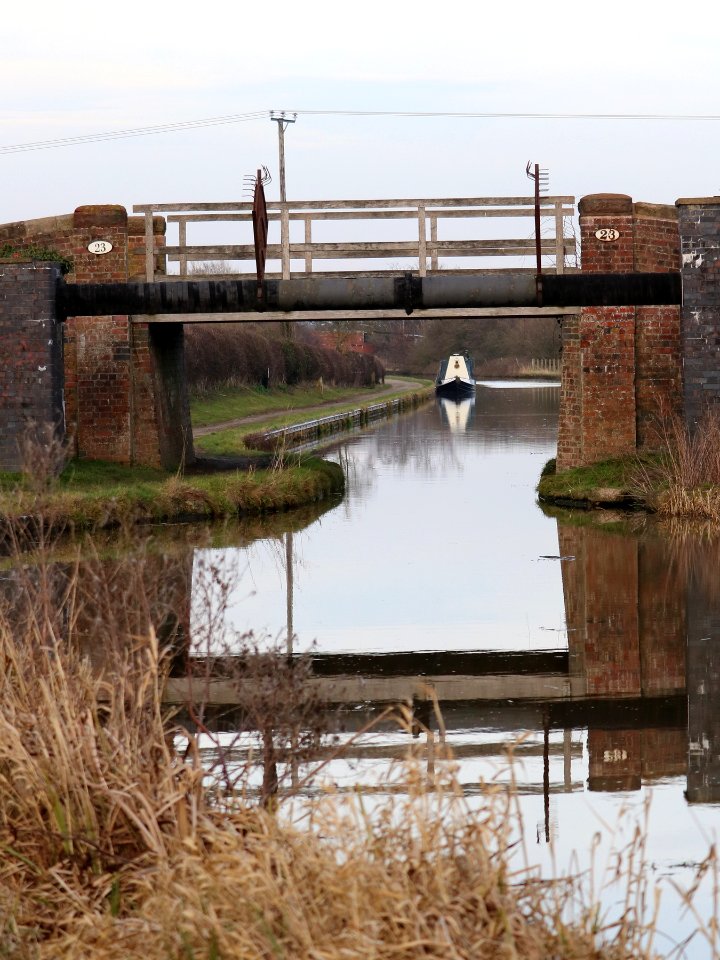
[291,108,720,121]
[2,106,720,155]
[0,110,268,154]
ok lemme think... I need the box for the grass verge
[196,385,434,457]
[537,456,647,509]
[190,382,393,428]
[540,410,720,522]
[0,456,344,534]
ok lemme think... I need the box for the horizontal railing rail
[133,196,576,283]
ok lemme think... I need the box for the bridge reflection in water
[159,515,719,811]
[2,510,718,811]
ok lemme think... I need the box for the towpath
[192,377,428,438]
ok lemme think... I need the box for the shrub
[185,324,384,391]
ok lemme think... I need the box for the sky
[2,0,719,225]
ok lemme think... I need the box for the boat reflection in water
[437,396,476,434]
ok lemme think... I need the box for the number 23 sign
[595,228,620,242]
[87,240,113,255]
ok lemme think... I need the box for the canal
[184,380,720,954]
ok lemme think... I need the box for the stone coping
[633,201,677,221]
[676,197,720,206]
[579,194,632,216]
[580,195,678,219]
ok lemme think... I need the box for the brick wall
[677,198,720,428]
[66,315,132,461]
[557,195,681,470]
[0,206,165,284]
[634,202,683,447]
[558,518,688,791]
[0,262,64,472]
[0,206,191,470]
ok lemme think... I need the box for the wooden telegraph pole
[271,111,297,339]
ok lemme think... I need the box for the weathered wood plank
[134,195,574,213]
[304,218,312,272]
[430,217,438,271]
[135,305,580,324]
[165,239,575,260]
[144,211,154,283]
[417,203,427,277]
[165,207,574,223]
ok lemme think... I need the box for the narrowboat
[435,354,475,399]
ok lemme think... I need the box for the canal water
[187,381,720,956]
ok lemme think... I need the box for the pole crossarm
[57,271,682,320]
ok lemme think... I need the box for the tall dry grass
[0,537,687,958]
[635,408,720,521]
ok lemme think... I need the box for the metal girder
[57,272,682,320]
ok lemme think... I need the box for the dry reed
[634,408,720,522]
[0,538,683,959]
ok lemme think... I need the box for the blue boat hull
[435,377,476,400]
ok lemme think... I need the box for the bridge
[0,191,717,472]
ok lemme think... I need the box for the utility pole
[270,111,296,203]
[271,112,297,338]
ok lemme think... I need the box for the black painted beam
[540,272,681,307]
[56,271,682,319]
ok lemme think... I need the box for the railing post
[281,203,291,279]
[144,210,155,283]
[178,218,187,277]
[304,216,312,274]
[554,200,566,274]
[418,203,427,277]
[430,216,438,271]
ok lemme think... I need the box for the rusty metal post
[533,163,542,281]
[526,161,549,307]
[252,168,269,301]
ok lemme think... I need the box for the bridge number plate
[87,240,113,255]
[595,228,620,242]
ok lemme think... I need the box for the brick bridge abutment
[0,205,193,472]
[557,193,720,471]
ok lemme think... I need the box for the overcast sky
[2,0,719,225]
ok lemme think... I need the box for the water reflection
[437,396,475,434]
[4,388,719,816]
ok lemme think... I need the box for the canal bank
[538,445,720,522]
[0,380,431,535]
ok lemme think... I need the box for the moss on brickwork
[0,243,73,274]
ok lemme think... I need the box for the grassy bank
[196,383,433,457]
[537,456,645,510]
[0,456,344,533]
[0,540,669,959]
[539,411,720,521]
[0,379,434,535]
[190,381,392,428]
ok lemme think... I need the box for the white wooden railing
[133,196,576,283]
